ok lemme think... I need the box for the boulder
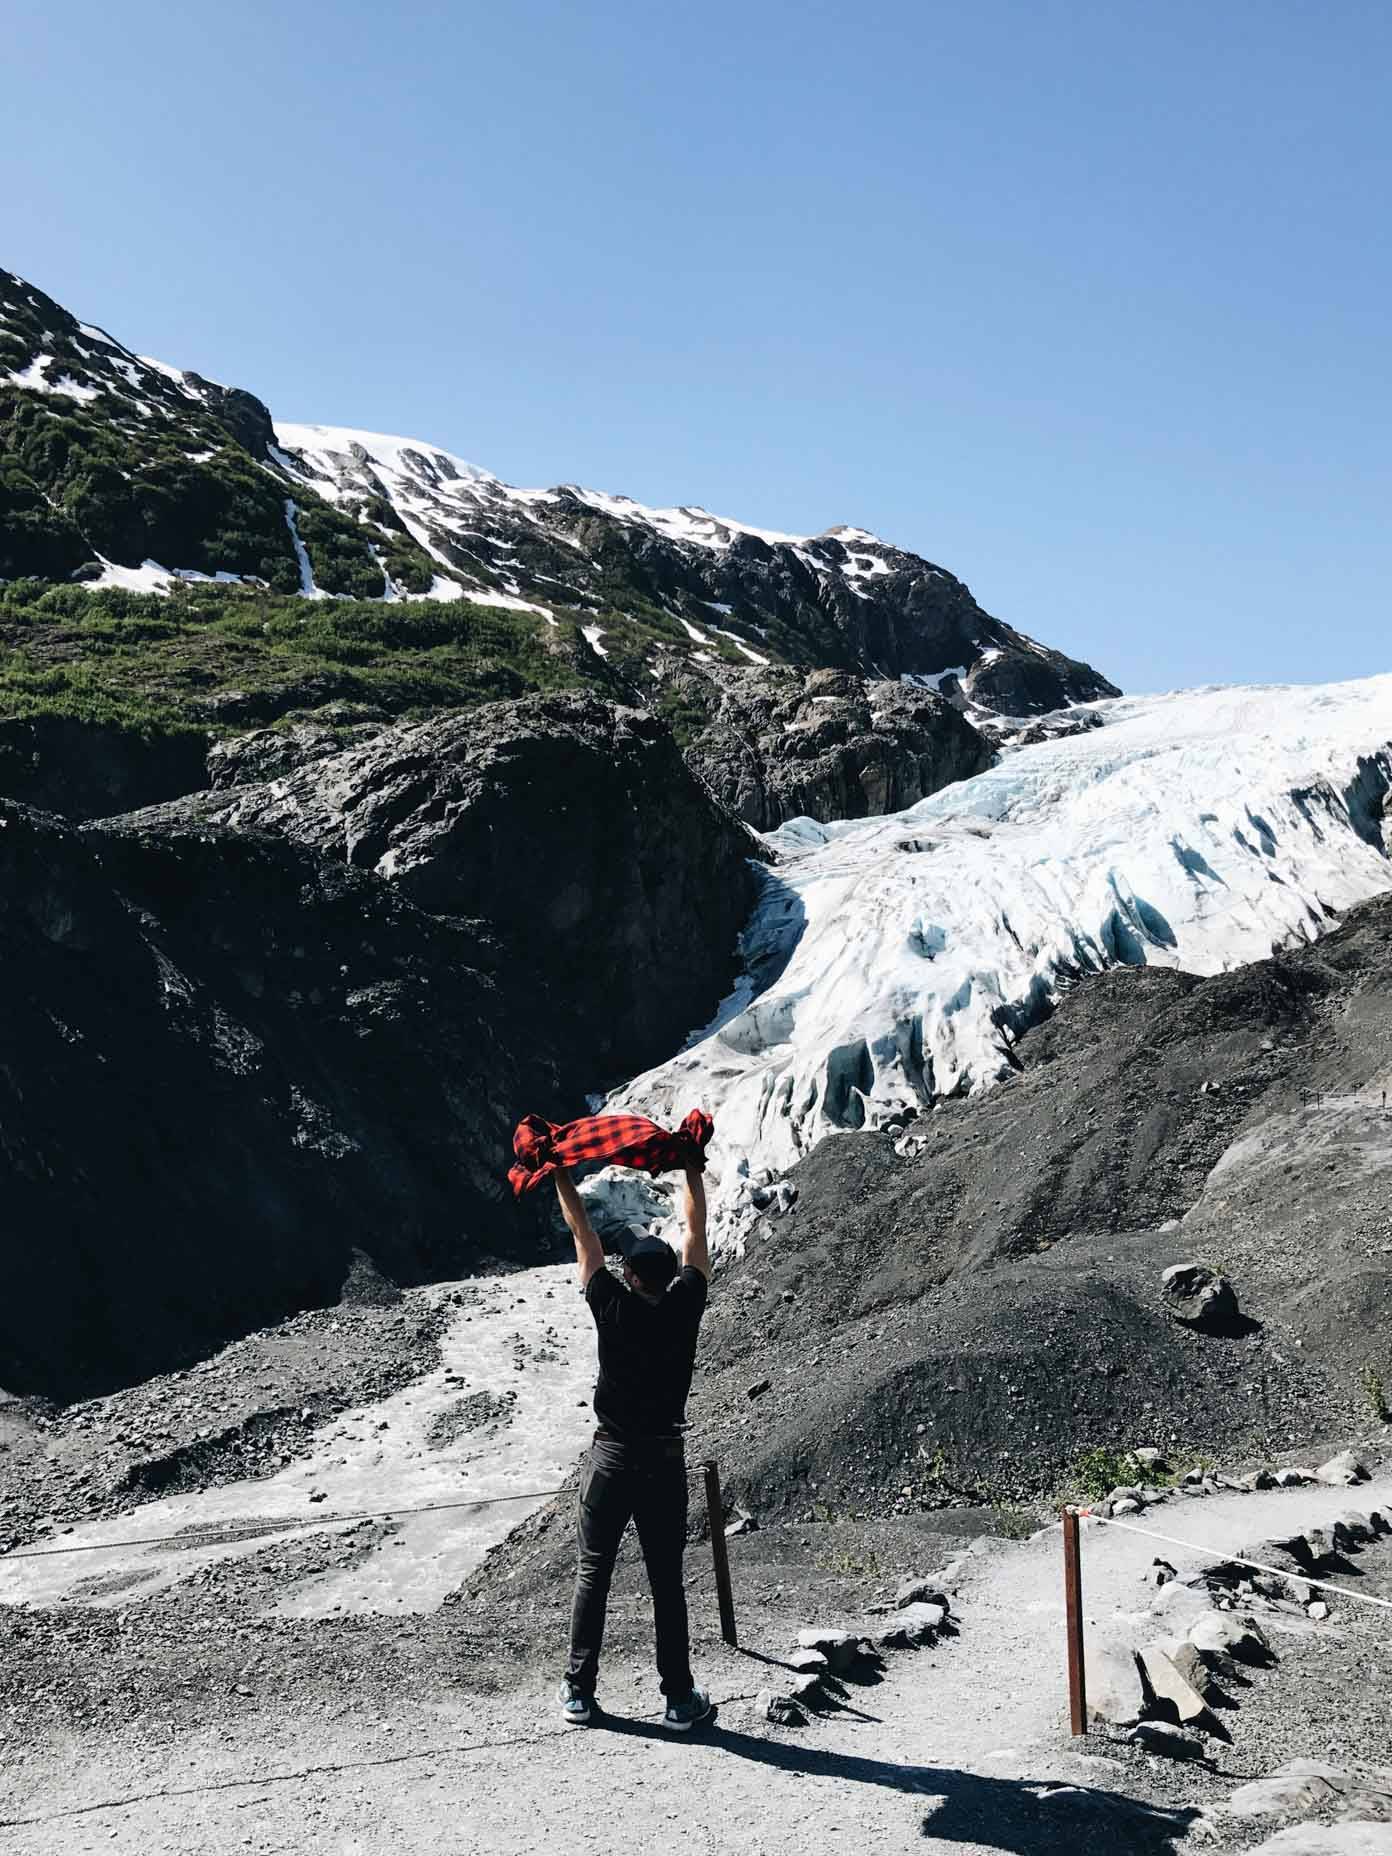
[1160,1262,1240,1331]
[787,1649,828,1674]
[1243,1826,1392,1855]
[1315,1451,1370,1487]
[877,1601,947,1650]
[758,1690,807,1727]
[795,1627,862,1674]
[1127,1721,1207,1760]
[1152,1634,1222,1700]
[1188,1610,1271,1667]
[1227,1761,1351,1818]
[1083,1640,1146,1727]
[1333,1511,1373,1546]
[1138,1641,1212,1726]
[894,1578,951,1610]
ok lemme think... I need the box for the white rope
[1080,1509,1392,1613]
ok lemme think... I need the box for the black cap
[621,1228,679,1285]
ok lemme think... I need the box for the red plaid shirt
[507,1108,713,1198]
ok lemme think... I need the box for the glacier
[596,675,1392,1244]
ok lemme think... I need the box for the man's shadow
[594,1712,1197,1855]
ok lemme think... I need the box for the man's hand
[553,1167,605,1289]
[680,1163,709,1281]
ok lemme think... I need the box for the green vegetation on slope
[0,581,597,738]
[0,580,767,743]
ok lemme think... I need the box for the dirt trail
[4,1476,1389,1854]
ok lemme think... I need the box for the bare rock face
[127,693,761,1095]
[658,662,993,830]
[0,715,210,820]
[0,800,534,1401]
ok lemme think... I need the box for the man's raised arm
[553,1167,605,1289]
[680,1165,709,1281]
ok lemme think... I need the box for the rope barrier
[0,1488,573,1562]
[0,1689,767,1829]
[1081,1509,1392,1613]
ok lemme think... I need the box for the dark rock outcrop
[124,693,762,1095]
[0,800,537,1401]
[0,697,762,1398]
[657,662,993,828]
[0,715,211,820]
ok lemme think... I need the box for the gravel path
[3,1475,1389,1853]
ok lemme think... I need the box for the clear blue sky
[5,0,1389,694]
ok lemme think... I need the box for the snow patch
[6,353,101,401]
[581,625,609,658]
[284,500,326,599]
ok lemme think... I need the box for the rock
[1276,1467,1315,1488]
[151,695,759,1095]
[877,1602,946,1650]
[894,1578,951,1610]
[795,1627,862,1673]
[758,1690,806,1727]
[1243,1469,1280,1491]
[1160,1262,1240,1331]
[724,1511,758,1538]
[655,662,994,830]
[1148,1582,1214,1630]
[1127,1721,1207,1760]
[1083,1640,1146,1727]
[1152,1635,1222,1700]
[1333,1511,1373,1546]
[1307,1600,1330,1621]
[1243,1826,1392,1854]
[1133,1447,1166,1469]
[0,714,210,821]
[1188,1610,1271,1667]
[1227,1761,1351,1818]
[0,800,533,1399]
[1315,1450,1369,1487]
[745,1380,772,1401]
[787,1649,828,1675]
[1138,1641,1212,1725]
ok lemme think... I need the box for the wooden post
[1063,1506,1087,1736]
[703,1459,738,1647]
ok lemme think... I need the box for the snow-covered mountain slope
[269,419,1115,711]
[604,675,1392,1241]
[1,268,1115,714]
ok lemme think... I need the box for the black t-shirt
[585,1265,708,1440]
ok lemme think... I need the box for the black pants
[565,1432,692,1699]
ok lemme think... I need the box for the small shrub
[1065,1447,1144,1501]
[1362,1363,1390,1424]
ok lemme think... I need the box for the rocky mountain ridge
[1,267,1117,718]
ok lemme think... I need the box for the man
[552,1161,713,1730]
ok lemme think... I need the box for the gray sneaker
[558,1680,593,1726]
[662,1685,714,1732]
